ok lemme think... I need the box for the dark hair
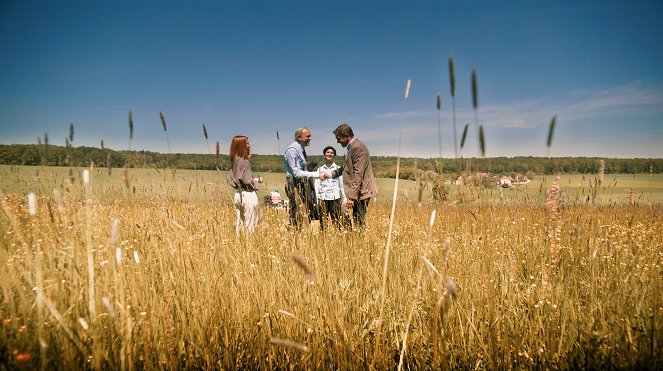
[323,146,336,156]
[333,123,354,138]
[229,135,250,160]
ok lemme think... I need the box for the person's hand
[319,172,328,180]
[345,199,355,209]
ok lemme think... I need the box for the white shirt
[314,162,346,201]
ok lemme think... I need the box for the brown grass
[0,167,661,369]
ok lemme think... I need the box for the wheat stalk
[202,124,210,155]
[215,141,220,170]
[460,123,469,150]
[83,169,96,318]
[546,115,557,157]
[160,111,172,155]
[269,338,309,353]
[449,55,458,158]
[291,253,313,277]
[128,110,133,151]
[471,70,482,157]
[436,94,443,159]
[373,78,411,367]
[479,125,486,157]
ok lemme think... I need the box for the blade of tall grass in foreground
[128,110,133,151]
[69,123,74,143]
[449,55,458,158]
[215,141,220,171]
[160,111,172,155]
[373,78,411,367]
[83,169,96,319]
[460,123,469,151]
[546,115,557,157]
[479,125,486,157]
[471,70,485,157]
[436,94,443,159]
[203,124,210,155]
[276,130,281,155]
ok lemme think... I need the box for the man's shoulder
[351,139,369,152]
[285,143,301,155]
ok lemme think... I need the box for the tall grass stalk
[436,95,443,159]
[276,130,281,156]
[546,115,557,157]
[128,110,133,152]
[160,111,172,155]
[373,78,411,366]
[449,56,458,158]
[83,169,96,319]
[471,70,481,157]
[203,124,210,155]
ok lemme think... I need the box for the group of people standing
[227,123,377,235]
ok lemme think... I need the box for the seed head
[128,110,134,140]
[445,276,458,298]
[160,111,167,132]
[448,56,456,97]
[27,193,37,216]
[546,115,557,148]
[471,70,478,109]
[479,125,486,157]
[460,124,469,149]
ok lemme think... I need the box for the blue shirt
[284,141,318,178]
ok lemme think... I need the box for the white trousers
[233,191,259,235]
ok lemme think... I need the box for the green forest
[0,144,660,180]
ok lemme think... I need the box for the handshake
[319,166,343,180]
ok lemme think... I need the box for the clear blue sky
[1,0,662,158]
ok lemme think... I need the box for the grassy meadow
[1,164,661,369]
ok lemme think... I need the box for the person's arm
[339,174,347,204]
[314,168,322,198]
[285,148,319,178]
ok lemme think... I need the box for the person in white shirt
[314,146,347,229]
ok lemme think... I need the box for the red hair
[229,135,250,160]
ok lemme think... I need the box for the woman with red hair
[227,135,261,235]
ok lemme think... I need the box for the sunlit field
[1,165,661,369]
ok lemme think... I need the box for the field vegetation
[1,164,661,369]
[1,143,661,179]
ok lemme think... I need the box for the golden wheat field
[1,165,661,369]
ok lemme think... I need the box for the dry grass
[0,165,661,369]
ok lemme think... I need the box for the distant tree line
[0,144,660,179]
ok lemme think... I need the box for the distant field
[2,165,661,205]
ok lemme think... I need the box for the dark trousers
[286,177,318,228]
[353,198,370,228]
[319,198,342,230]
